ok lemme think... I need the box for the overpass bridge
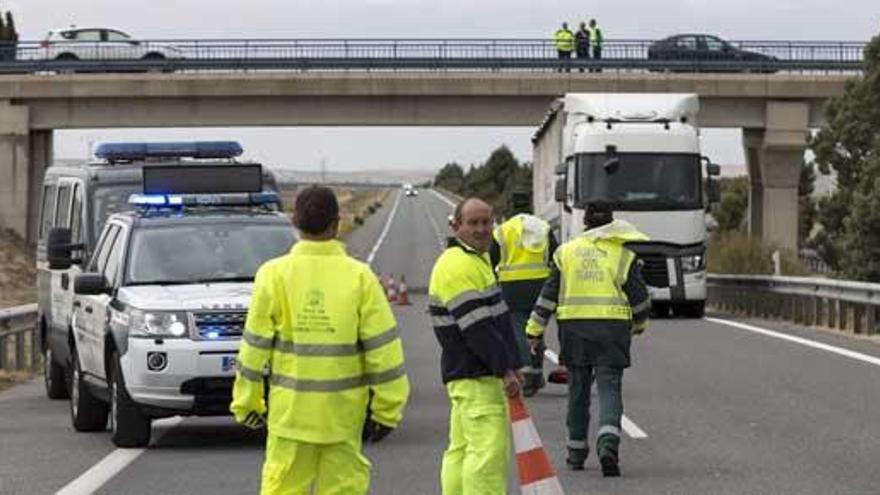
[0,37,867,249]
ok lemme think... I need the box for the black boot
[599,451,620,477]
[566,448,588,471]
[522,373,546,397]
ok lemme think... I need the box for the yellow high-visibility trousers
[260,434,371,495]
[441,377,511,495]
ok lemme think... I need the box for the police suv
[37,142,279,401]
[44,155,294,448]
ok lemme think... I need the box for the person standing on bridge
[429,197,523,495]
[554,22,575,72]
[489,192,559,397]
[231,185,410,495]
[589,18,604,72]
[575,21,592,72]
[526,202,650,476]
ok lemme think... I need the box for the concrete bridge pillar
[0,101,51,244]
[742,101,810,252]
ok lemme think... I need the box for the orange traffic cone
[547,366,568,385]
[396,275,411,305]
[509,395,565,495]
[386,275,398,303]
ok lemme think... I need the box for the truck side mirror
[707,179,721,204]
[554,162,568,175]
[74,273,109,295]
[702,156,721,176]
[554,177,567,203]
[47,227,75,270]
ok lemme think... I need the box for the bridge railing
[0,38,867,74]
[707,274,880,335]
[0,303,39,372]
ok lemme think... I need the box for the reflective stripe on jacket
[429,238,522,383]
[493,214,552,283]
[231,239,410,443]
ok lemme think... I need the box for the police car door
[51,179,85,339]
[74,221,126,377]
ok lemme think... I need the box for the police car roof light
[128,192,280,208]
[95,141,244,161]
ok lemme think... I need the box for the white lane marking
[705,317,880,368]
[543,348,648,439]
[421,196,447,250]
[56,417,184,495]
[431,189,457,208]
[366,190,403,267]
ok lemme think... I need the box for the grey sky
[10,0,879,172]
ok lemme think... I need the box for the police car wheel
[69,345,109,432]
[44,346,69,400]
[110,352,152,448]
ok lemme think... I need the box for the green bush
[367,205,376,215]
[354,216,364,226]
[708,231,811,276]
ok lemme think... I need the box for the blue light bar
[128,192,280,208]
[95,141,244,161]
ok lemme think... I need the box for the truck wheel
[44,346,69,399]
[673,301,706,319]
[69,346,109,431]
[109,352,152,448]
[651,302,670,319]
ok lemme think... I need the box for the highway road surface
[2,188,880,494]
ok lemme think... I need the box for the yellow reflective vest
[555,29,575,52]
[493,214,552,283]
[527,220,650,336]
[231,239,410,443]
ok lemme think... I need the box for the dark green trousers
[566,365,623,456]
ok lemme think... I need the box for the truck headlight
[680,253,706,273]
[130,310,189,338]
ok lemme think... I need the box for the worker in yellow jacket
[526,202,649,476]
[430,197,523,495]
[231,185,410,495]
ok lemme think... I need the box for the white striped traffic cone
[509,395,565,495]
[386,275,398,303]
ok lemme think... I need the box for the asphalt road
[2,188,880,494]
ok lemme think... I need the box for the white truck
[532,93,721,318]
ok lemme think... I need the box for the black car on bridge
[647,34,777,72]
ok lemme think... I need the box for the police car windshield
[125,221,295,285]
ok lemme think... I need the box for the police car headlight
[130,310,189,338]
[681,253,706,273]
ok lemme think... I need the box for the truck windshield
[125,221,295,285]
[575,153,702,211]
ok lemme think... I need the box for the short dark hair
[584,202,614,228]
[294,185,339,235]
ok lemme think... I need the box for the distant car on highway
[647,34,777,72]
[39,27,183,63]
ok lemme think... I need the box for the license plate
[221,355,237,373]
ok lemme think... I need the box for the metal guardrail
[707,274,879,335]
[0,38,867,74]
[0,304,39,371]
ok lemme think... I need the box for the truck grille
[637,254,669,288]
[192,311,247,339]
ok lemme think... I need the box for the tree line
[433,145,533,220]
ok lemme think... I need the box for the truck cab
[533,94,721,318]
[47,165,295,447]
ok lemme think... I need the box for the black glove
[241,411,266,430]
[362,417,395,443]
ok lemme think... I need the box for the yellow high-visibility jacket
[231,239,410,443]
